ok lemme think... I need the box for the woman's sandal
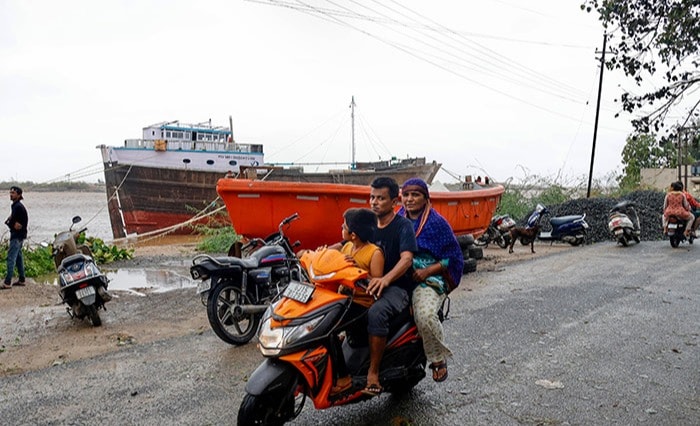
[429,361,448,382]
[360,383,383,396]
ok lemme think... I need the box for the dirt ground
[0,238,570,377]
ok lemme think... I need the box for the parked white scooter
[607,200,641,246]
[52,216,111,326]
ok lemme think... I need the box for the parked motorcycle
[608,200,641,246]
[190,213,307,345]
[52,216,111,327]
[666,215,694,248]
[237,247,431,425]
[519,204,589,246]
[475,214,516,249]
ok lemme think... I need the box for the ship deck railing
[122,139,263,153]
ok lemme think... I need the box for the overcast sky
[1,0,644,186]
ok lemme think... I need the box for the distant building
[641,167,700,197]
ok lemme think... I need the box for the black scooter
[519,204,589,247]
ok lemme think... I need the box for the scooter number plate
[283,282,314,303]
[75,286,95,300]
[614,229,623,235]
[668,224,678,229]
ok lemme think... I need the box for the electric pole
[587,31,608,198]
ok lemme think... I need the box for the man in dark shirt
[3,186,28,289]
[362,177,417,395]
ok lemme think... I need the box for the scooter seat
[611,200,635,212]
[60,253,93,268]
[550,215,584,226]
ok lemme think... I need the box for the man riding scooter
[682,186,700,237]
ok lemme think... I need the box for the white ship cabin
[123,120,263,154]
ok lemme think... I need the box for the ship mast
[350,96,356,169]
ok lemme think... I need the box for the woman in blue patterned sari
[398,177,463,382]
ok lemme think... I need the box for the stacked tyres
[457,234,479,274]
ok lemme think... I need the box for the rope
[110,200,227,247]
[81,164,134,233]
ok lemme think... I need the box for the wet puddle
[42,268,196,295]
[105,268,196,294]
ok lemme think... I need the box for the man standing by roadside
[2,186,28,289]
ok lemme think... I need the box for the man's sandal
[0,284,11,290]
[361,383,383,396]
[429,361,448,382]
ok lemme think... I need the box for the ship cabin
[123,120,264,154]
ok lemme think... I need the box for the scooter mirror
[71,216,82,224]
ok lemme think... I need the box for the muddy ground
[0,239,570,376]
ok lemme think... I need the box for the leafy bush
[193,224,240,253]
[85,237,134,263]
[0,242,55,278]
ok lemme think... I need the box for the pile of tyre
[456,234,481,274]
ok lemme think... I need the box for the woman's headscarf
[399,178,463,288]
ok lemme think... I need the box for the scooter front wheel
[238,388,303,426]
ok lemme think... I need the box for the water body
[6,191,113,245]
[5,191,195,292]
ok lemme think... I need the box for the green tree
[618,133,675,188]
[581,1,700,139]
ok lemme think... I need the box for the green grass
[0,235,133,278]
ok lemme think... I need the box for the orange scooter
[238,248,428,425]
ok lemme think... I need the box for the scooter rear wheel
[670,235,681,248]
[87,305,102,327]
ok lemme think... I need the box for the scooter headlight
[258,317,284,355]
[258,314,327,357]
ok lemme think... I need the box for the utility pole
[587,32,608,198]
[350,96,356,169]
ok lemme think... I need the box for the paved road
[1,241,698,425]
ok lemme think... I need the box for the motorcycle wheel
[618,236,629,247]
[87,305,102,327]
[207,283,260,345]
[496,234,510,249]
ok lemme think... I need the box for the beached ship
[99,115,441,238]
[216,178,505,250]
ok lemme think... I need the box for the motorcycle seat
[210,245,288,269]
[550,215,584,226]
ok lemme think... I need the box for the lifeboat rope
[110,198,227,247]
